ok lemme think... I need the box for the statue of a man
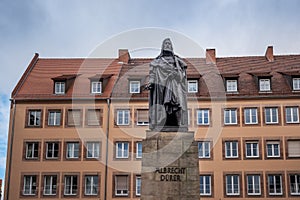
[145,38,188,132]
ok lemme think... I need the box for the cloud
[0,94,9,182]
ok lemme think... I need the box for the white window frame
[116,142,129,159]
[54,82,65,94]
[226,79,238,92]
[28,110,41,126]
[224,109,237,125]
[259,78,271,91]
[198,141,210,158]
[293,78,300,91]
[43,175,57,196]
[85,175,98,195]
[246,142,259,158]
[197,109,210,125]
[23,175,37,195]
[86,142,100,159]
[200,175,211,196]
[265,107,278,124]
[225,141,238,158]
[247,175,261,195]
[129,80,140,93]
[66,142,79,159]
[136,176,141,196]
[136,142,142,159]
[117,110,130,125]
[64,175,77,195]
[46,142,59,159]
[266,141,280,158]
[115,175,129,196]
[48,111,61,126]
[188,80,198,93]
[226,175,240,196]
[244,108,258,124]
[136,109,149,126]
[290,174,300,195]
[26,142,39,159]
[91,81,102,94]
[286,107,299,123]
[268,175,283,195]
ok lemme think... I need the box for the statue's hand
[144,82,153,90]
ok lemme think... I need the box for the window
[115,175,129,196]
[117,110,130,125]
[136,109,149,125]
[28,110,42,127]
[244,108,258,124]
[286,107,299,123]
[226,79,237,92]
[67,109,81,126]
[246,141,259,158]
[23,175,37,195]
[48,110,61,126]
[198,141,210,158]
[64,175,78,195]
[290,174,300,195]
[46,142,59,159]
[87,109,101,126]
[85,175,98,195]
[129,81,140,93]
[225,141,238,158]
[268,175,282,195]
[200,175,211,196]
[197,109,210,125]
[259,78,271,91]
[247,175,261,195]
[293,78,300,90]
[226,175,240,196]
[224,109,237,125]
[86,142,100,159]
[43,175,57,196]
[66,142,79,159]
[116,142,129,159]
[188,80,198,93]
[25,142,39,159]
[287,140,300,158]
[265,107,278,124]
[136,176,141,196]
[136,142,142,159]
[54,82,65,94]
[91,81,102,94]
[266,141,280,158]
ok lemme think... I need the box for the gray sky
[0,0,300,185]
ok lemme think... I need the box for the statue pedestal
[141,131,200,200]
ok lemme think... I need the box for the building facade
[4,47,300,199]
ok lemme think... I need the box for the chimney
[118,49,130,64]
[265,46,274,62]
[206,49,216,64]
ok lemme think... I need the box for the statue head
[161,38,173,54]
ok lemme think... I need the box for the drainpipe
[104,98,111,200]
[6,99,16,200]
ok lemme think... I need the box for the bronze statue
[145,38,188,132]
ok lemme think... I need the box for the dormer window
[259,78,271,91]
[91,81,102,94]
[129,80,140,94]
[89,74,112,95]
[188,80,198,93]
[54,82,65,94]
[52,74,78,95]
[226,79,238,92]
[293,78,300,90]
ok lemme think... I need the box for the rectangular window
[116,142,129,159]
[136,142,142,159]
[266,141,280,157]
[265,107,278,124]
[288,140,300,157]
[246,142,259,158]
[244,108,258,124]
[268,175,282,195]
[66,142,79,159]
[226,175,240,195]
[130,81,140,93]
[46,142,59,159]
[247,175,261,195]
[86,142,100,159]
[286,107,299,123]
[259,79,271,91]
[224,109,237,125]
[48,110,61,126]
[200,175,211,196]
[188,80,198,93]
[64,175,78,195]
[43,175,57,195]
[117,110,130,125]
[55,82,65,94]
[28,110,42,126]
[87,109,101,126]
[25,142,39,159]
[225,141,238,158]
[290,174,300,195]
[67,109,81,126]
[293,78,300,90]
[197,109,210,125]
[91,81,102,94]
[85,175,98,195]
[136,109,149,125]
[115,175,129,196]
[198,141,210,158]
[23,175,37,195]
[226,79,237,92]
[136,176,141,196]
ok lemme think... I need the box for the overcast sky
[0,0,300,188]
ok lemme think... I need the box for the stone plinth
[141,131,200,200]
